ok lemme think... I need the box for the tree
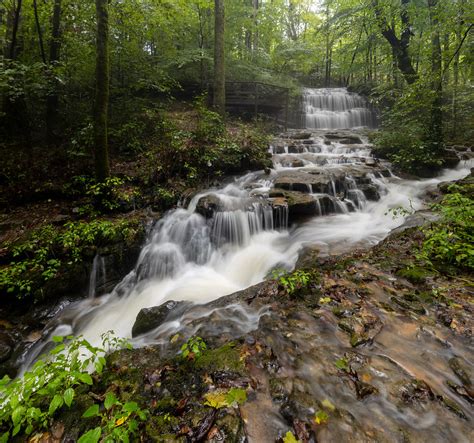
[372,0,418,85]
[213,0,225,116]
[46,0,62,141]
[93,0,110,181]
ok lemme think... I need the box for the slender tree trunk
[94,0,110,181]
[33,0,46,63]
[46,0,62,142]
[213,0,225,117]
[9,0,22,59]
[428,0,443,151]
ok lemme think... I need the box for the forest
[0,0,473,442]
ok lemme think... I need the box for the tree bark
[94,0,110,181]
[33,0,46,63]
[8,0,22,59]
[46,0,62,141]
[428,0,443,150]
[372,0,418,85]
[213,0,225,117]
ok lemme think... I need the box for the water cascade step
[301,87,376,129]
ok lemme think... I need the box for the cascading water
[20,89,472,372]
[302,87,376,129]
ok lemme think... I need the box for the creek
[22,89,472,378]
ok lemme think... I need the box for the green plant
[420,190,473,269]
[275,269,311,295]
[180,336,207,360]
[0,219,141,300]
[0,333,129,442]
[194,94,225,143]
[203,387,247,409]
[85,177,134,213]
[79,393,148,443]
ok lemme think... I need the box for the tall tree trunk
[2,0,31,143]
[94,0,110,181]
[33,0,46,63]
[46,0,62,142]
[372,0,418,85]
[428,0,443,151]
[8,0,22,59]
[213,0,225,117]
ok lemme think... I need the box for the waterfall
[19,89,473,369]
[302,88,376,129]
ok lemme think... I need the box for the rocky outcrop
[132,300,189,337]
[195,194,223,219]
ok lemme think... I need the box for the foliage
[79,393,148,443]
[274,269,311,295]
[283,431,301,443]
[203,388,247,409]
[144,104,271,188]
[180,336,207,360]
[0,219,141,300]
[0,333,129,442]
[420,189,473,270]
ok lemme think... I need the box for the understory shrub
[0,219,142,301]
[421,187,473,270]
[0,333,131,442]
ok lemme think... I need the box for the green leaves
[181,336,207,360]
[104,392,118,410]
[83,405,100,418]
[78,427,102,443]
[335,357,350,372]
[64,388,75,407]
[0,333,126,440]
[204,388,248,409]
[77,373,93,385]
[48,395,64,415]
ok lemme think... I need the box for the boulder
[339,137,363,145]
[288,145,304,154]
[0,333,14,363]
[132,300,185,337]
[269,190,329,222]
[359,184,380,201]
[290,132,312,140]
[195,194,222,219]
[291,159,305,168]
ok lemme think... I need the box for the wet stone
[0,333,13,363]
[132,300,184,337]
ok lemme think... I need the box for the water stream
[22,89,472,368]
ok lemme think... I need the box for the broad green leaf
[77,373,93,385]
[78,427,102,443]
[122,401,138,413]
[11,406,25,426]
[49,394,64,415]
[82,404,100,418]
[104,392,118,410]
[64,387,75,407]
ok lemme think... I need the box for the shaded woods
[0,1,473,442]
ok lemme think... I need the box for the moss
[195,342,245,373]
[396,266,432,284]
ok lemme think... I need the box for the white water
[20,89,472,368]
[302,87,376,129]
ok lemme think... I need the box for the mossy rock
[396,266,432,284]
[195,342,245,373]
